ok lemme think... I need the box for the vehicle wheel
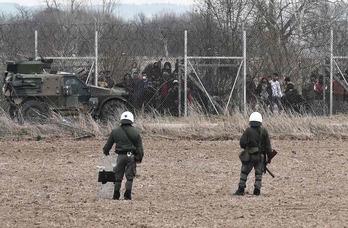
[9,104,22,122]
[100,100,129,123]
[19,100,49,124]
[1,101,21,121]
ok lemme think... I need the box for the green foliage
[34,135,42,141]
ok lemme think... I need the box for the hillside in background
[0,2,193,20]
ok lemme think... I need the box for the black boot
[234,187,245,196]
[113,190,120,200]
[124,190,132,200]
[253,188,260,196]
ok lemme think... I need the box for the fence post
[243,30,247,114]
[330,29,333,116]
[178,63,182,117]
[184,30,188,117]
[35,30,38,60]
[95,31,98,87]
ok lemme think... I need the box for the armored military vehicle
[2,59,132,123]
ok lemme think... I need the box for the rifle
[264,149,278,178]
[265,166,275,178]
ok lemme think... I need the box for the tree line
[1,0,348,91]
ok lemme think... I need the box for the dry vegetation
[1,107,348,141]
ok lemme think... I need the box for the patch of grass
[34,135,42,141]
[1,106,348,140]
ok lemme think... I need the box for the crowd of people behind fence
[122,59,193,116]
[246,71,348,115]
[90,61,348,115]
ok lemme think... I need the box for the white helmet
[249,112,262,126]
[120,111,134,124]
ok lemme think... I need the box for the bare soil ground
[1,137,348,227]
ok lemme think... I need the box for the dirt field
[1,136,348,227]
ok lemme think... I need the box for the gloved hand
[103,150,109,156]
[134,156,142,163]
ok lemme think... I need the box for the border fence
[1,21,348,117]
[0,22,247,117]
[184,30,247,116]
[329,30,348,116]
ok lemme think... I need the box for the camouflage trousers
[238,154,264,190]
[114,154,137,192]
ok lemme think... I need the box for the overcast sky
[0,0,195,6]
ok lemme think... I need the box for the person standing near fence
[134,72,147,109]
[333,73,347,113]
[234,112,272,196]
[130,62,140,77]
[246,74,257,110]
[162,62,172,75]
[314,75,324,100]
[256,77,271,112]
[103,111,144,200]
[270,73,283,113]
[302,74,317,104]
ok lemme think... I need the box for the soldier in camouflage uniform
[103,111,144,200]
[234,112,272,196]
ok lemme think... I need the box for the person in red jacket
[314,75,324,100]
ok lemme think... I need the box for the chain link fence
[2,19,348,117]
[0,21,248,116]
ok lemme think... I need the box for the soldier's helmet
[249,112,262,127]
[120,111,134,124]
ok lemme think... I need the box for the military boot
[253,188,260,196]
[124,190,132,200]
[113,190,120,200]
[233,187,245,196]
